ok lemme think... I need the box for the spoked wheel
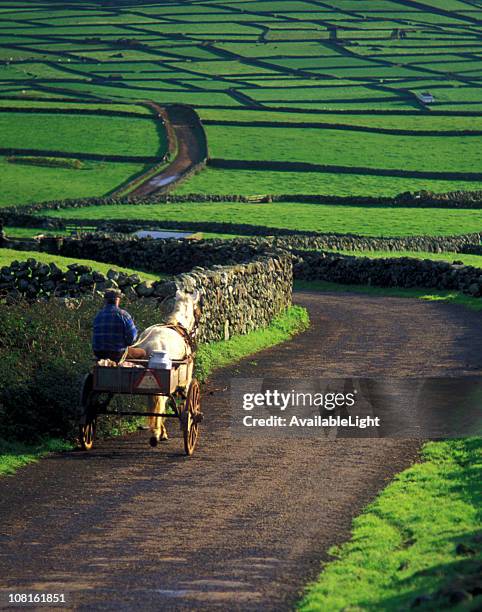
[182,378,202,456]
[78,373,98,451]
[79,406,97,451]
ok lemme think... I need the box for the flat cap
[104,288,122,300]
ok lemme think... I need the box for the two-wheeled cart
[78,357,203,455]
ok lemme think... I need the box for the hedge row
[0,147,160,164]
[0,299,155,441]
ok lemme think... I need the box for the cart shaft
[96,410,181,418]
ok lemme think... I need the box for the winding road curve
[1,291,481,610]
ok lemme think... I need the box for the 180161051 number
[8,593,66,604]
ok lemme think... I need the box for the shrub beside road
[0,298,308,472]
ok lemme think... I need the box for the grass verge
[298,437,482,611]
[195,305,309,382]
[0,438,73,476]
[294,280,482,312]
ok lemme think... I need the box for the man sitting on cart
[92,288,146,362]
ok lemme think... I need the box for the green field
[0,104,164,207]
[176,168,482,198]
[0,0,481,203]
[0,157,147,206]
[0,2,481,609]
[4,227,70,238]
[199,108,482,131]
[40,202,482,238]
[206,125,482,174]
[0,248,161,281]
[0,112,163,157]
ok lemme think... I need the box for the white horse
[131,288,201,446]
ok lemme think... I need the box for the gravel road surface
[1,291,480,611]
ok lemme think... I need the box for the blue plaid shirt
[92,304,138,353]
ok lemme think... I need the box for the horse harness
[163,323,197,358]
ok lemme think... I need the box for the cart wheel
[79,373,97,451]
[182,378,202,456]
[79,407,97,451]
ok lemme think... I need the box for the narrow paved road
[1,292,481,611]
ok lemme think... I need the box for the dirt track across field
[128,103,206,197]
[1,291,481,611]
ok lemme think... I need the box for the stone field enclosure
[1,0,482,287]
[0,0,482,285]
[1,0,482,206]
[0,0,482,316]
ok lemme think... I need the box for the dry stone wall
[4,233,482,352]
[2,189,482,224]
[177,253,292,343]
[293,251,482,296]
[0,249,292,344]
[37,231,482,262]
[38,234,272,275]
[30,234,482,298]
[264,233,482,255]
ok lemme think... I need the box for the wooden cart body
[92,359,193,396]
[79,357,201,455]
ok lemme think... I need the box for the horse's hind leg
[147,395,168,447]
